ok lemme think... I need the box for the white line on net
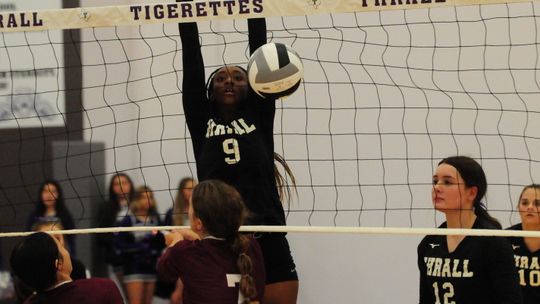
[1,225,539,238]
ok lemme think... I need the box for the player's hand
[178,228,200,241]
[165,230,184,247]
[165,229,200,247]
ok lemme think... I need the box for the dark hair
[108,173,135,209]
[191,180,256,303]
[438,156,501,229]
[172,177,195,226]
[33,180,74,230]
[274,152,297,203]
[10,232,60,291]
[35,180,65,216]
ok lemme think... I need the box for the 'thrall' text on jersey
[423,257,474,278]
[206,118,256,138]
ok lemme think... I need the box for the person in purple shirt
[10,232,123,304]
[157,179,265,304]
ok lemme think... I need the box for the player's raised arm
[177,1,209,158]
[248,18,276,151]
[178,21,206,98]
[248,18,267,55]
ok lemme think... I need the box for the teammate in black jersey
[177,5,298,303]
[508,184,540,304]
[418,156,522,304]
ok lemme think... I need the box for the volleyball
[247,42,303,99]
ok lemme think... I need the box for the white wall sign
[0,0,65,128]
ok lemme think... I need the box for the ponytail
[474,202,502,229]
[231,234,257,304]
[274,152,297,203]
[192,180,256,302]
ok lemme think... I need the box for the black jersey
[179,21,285,225]
[508,224,540,304]
[418,218,522,304]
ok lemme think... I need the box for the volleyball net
[1,0,540,237]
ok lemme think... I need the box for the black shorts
[254,232,298,284]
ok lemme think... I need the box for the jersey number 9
[223,138,240,165]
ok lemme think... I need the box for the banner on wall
[0,0,65,128]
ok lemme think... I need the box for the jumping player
[178,3,298,303]
[157,179,265,304]
[418,156,522,304]
[508,184,540,304]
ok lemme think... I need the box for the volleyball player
[33,221,88,280]
[157,180,265,304]
[508,184,540,304]
[178,3,298,303]
[418,156,522,303]
[10,232,123,304]
[13,221,90,303]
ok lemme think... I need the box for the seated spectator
[10,232,123,304]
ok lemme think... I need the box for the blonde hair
[32,221,66,247]
[172,177,195,226]
[32,221,64,231]
[130,185,157,216]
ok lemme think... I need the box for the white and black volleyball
[247,42,303,99]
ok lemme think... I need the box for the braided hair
[191,180,257,303]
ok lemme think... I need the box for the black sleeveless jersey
[418,218,522,304]
[508,224,540,304]
[179,21,285,225]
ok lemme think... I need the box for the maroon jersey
[157,236,265,304]
[24,278,123,304]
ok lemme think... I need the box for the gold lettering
[530,257,539,270]
[206,120,215,137]
[462,260,474,277]
[432,258,442,277]
[441,258,451,277]
[425,257,434,276]
[238,118,256,134]
[520,256,529,269]
[231,120,245,135]
[215,124,225,136]
[452,259,462,277]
